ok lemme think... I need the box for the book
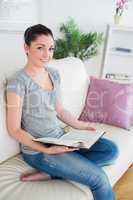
[33,129,105,149]
[105,73,133,81]
[114,47,132,53]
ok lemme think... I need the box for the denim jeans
[22,138,119,200]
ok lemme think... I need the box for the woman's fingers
[64,146,79,151]
[83,122,96,131]
[86,127,96,131]
[48,145,79,154]
[56,146,79,152]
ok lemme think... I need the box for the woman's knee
[106,139,119,162]
[100,138,119,162]
[91,170,111,191]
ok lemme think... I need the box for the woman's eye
[37,47,43,50]
[49,47,55,52]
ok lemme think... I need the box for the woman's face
[24,34,54,68]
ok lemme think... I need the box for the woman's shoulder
[8,69,29,86]
[6,69,29,97]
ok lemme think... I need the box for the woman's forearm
[57,109,88,130]
[9,128,49,153]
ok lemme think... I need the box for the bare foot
[20,171,51,182]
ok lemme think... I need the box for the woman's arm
[56,97,96,131]
[6,92,77,154]
[6,92,51,153]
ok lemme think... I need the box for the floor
[113,165,133,200]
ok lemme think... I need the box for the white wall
[0,31,26,78]
[0,0,38,77]
[0,0,133,77]
[39,0,133,76]
[40,0,133,34]
[0,0,38,22]
[40,0,114,35]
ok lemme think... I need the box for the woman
[6,24,118,200]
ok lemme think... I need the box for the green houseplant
[54,19,103,61]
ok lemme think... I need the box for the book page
[34,137,78,146]
[33,129,105,148]
[60,129,104,141]
[59,129,105,148]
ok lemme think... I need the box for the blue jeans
[22,138,119,200]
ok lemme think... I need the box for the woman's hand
[80,121,96,131]
[46,145,79,154]
[84,125,96,131]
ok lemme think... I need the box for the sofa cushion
[79,76,133,129]
[48,57,89,127]
[0,154,89,200]
[0,84,20,164]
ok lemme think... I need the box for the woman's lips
[40,59,49,62]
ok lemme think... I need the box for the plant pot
[114,14,122,25]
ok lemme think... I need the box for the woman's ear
[24,43,29,55]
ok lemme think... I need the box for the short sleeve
[54,70,61,99]
[48,67,61,86]
[53,69,61,85]
[6,77,25,97]
[48,68,61,98]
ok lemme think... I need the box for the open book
[33,129,105,149]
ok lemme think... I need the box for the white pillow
[48,57,89,128]
[0,80,20,164]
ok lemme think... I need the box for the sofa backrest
[0,83,20,164]
[0,57,88,163]
[48,57,89,126]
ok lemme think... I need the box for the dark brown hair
[24,24,54,46]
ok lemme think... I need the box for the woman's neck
[24,62,48,76]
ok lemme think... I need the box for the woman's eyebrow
[35,43,54,47]
[35,43,45,46]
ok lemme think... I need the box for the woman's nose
[43,49,49,58]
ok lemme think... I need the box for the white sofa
[0,57,133,200]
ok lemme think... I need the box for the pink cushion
[79,77,133,129]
